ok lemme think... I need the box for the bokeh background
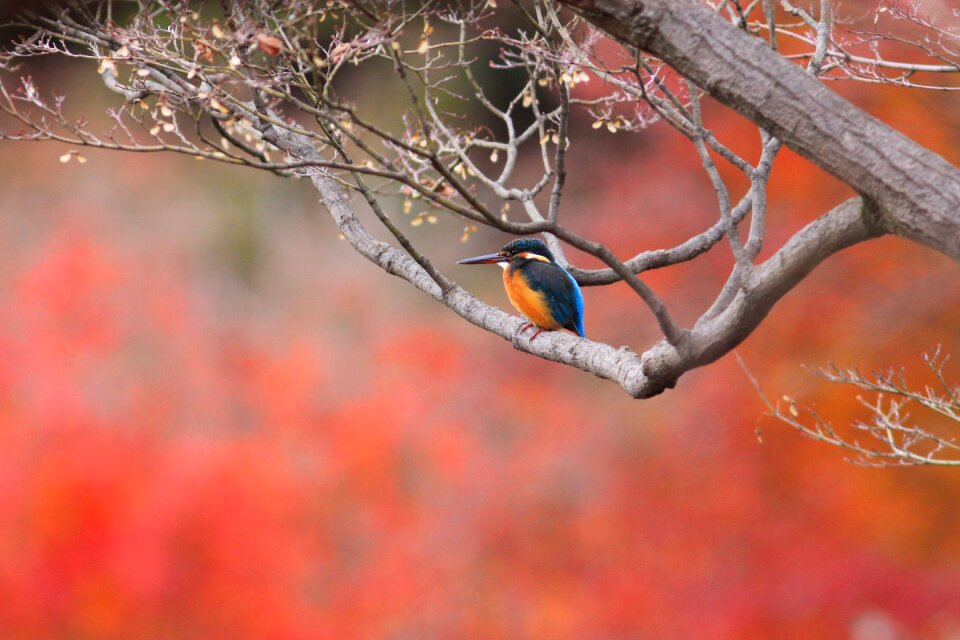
[1,6,960,639]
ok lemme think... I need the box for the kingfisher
[458,238,585,340]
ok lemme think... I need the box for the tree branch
[558,0,960,262]
[2,0,950,400]
[254,111,661,397]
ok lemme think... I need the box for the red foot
[517,322,548,341]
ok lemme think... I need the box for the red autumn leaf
[256,33,283,56]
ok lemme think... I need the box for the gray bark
[558,0,960,259]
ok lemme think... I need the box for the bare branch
[745,347,960,467]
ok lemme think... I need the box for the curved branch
[570,191,754,285]
[632,197,884,393]
[255,111,659,398]
[690,197,883,364]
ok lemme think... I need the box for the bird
[458,238,585,340]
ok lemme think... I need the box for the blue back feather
[518,260,585,337]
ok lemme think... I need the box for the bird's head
[457,238,555,267]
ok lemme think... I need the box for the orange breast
[502,268,562,330]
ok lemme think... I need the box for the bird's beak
[457,253,505,265]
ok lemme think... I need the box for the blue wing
[523,262,585,337]
[563,268,585,337]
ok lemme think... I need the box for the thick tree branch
[691,197,883,364]
[635,197,882,392]
[558,0,960,262]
